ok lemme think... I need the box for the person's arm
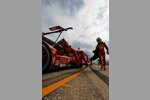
[104,42,109,54]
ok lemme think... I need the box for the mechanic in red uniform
[96,37,109,70]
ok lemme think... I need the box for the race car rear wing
[42,26,73,45]
[42,26,73,36]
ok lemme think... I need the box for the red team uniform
[97,38,109,70]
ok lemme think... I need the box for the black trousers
[90,53,99,61]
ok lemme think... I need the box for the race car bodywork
[42,26,90,72]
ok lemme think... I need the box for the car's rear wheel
[42,44,51,72]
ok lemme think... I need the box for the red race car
[42,26,89,72]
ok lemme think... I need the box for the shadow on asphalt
[89,66,109,86]
[43,66,82,75]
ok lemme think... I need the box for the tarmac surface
[42,65,109,100]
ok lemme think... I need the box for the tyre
[42,44,51,72]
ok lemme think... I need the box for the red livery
[42,26,90,72]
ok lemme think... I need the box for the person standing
[96,37,109,70]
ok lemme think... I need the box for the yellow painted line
[42,69,84,97]
[62,83,72,88]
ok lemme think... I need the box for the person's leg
[90,54,99,61]
[99,55,103,69]
[102,53,106,70]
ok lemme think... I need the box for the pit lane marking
[42,68,85,97]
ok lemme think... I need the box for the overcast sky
[42,0,109,59]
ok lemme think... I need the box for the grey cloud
[43,0,84,16]
[82,24,93,32]
[97,6,108,18]
[72,41,93,50]
[42,0,109,59]
[72,41,96,58]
